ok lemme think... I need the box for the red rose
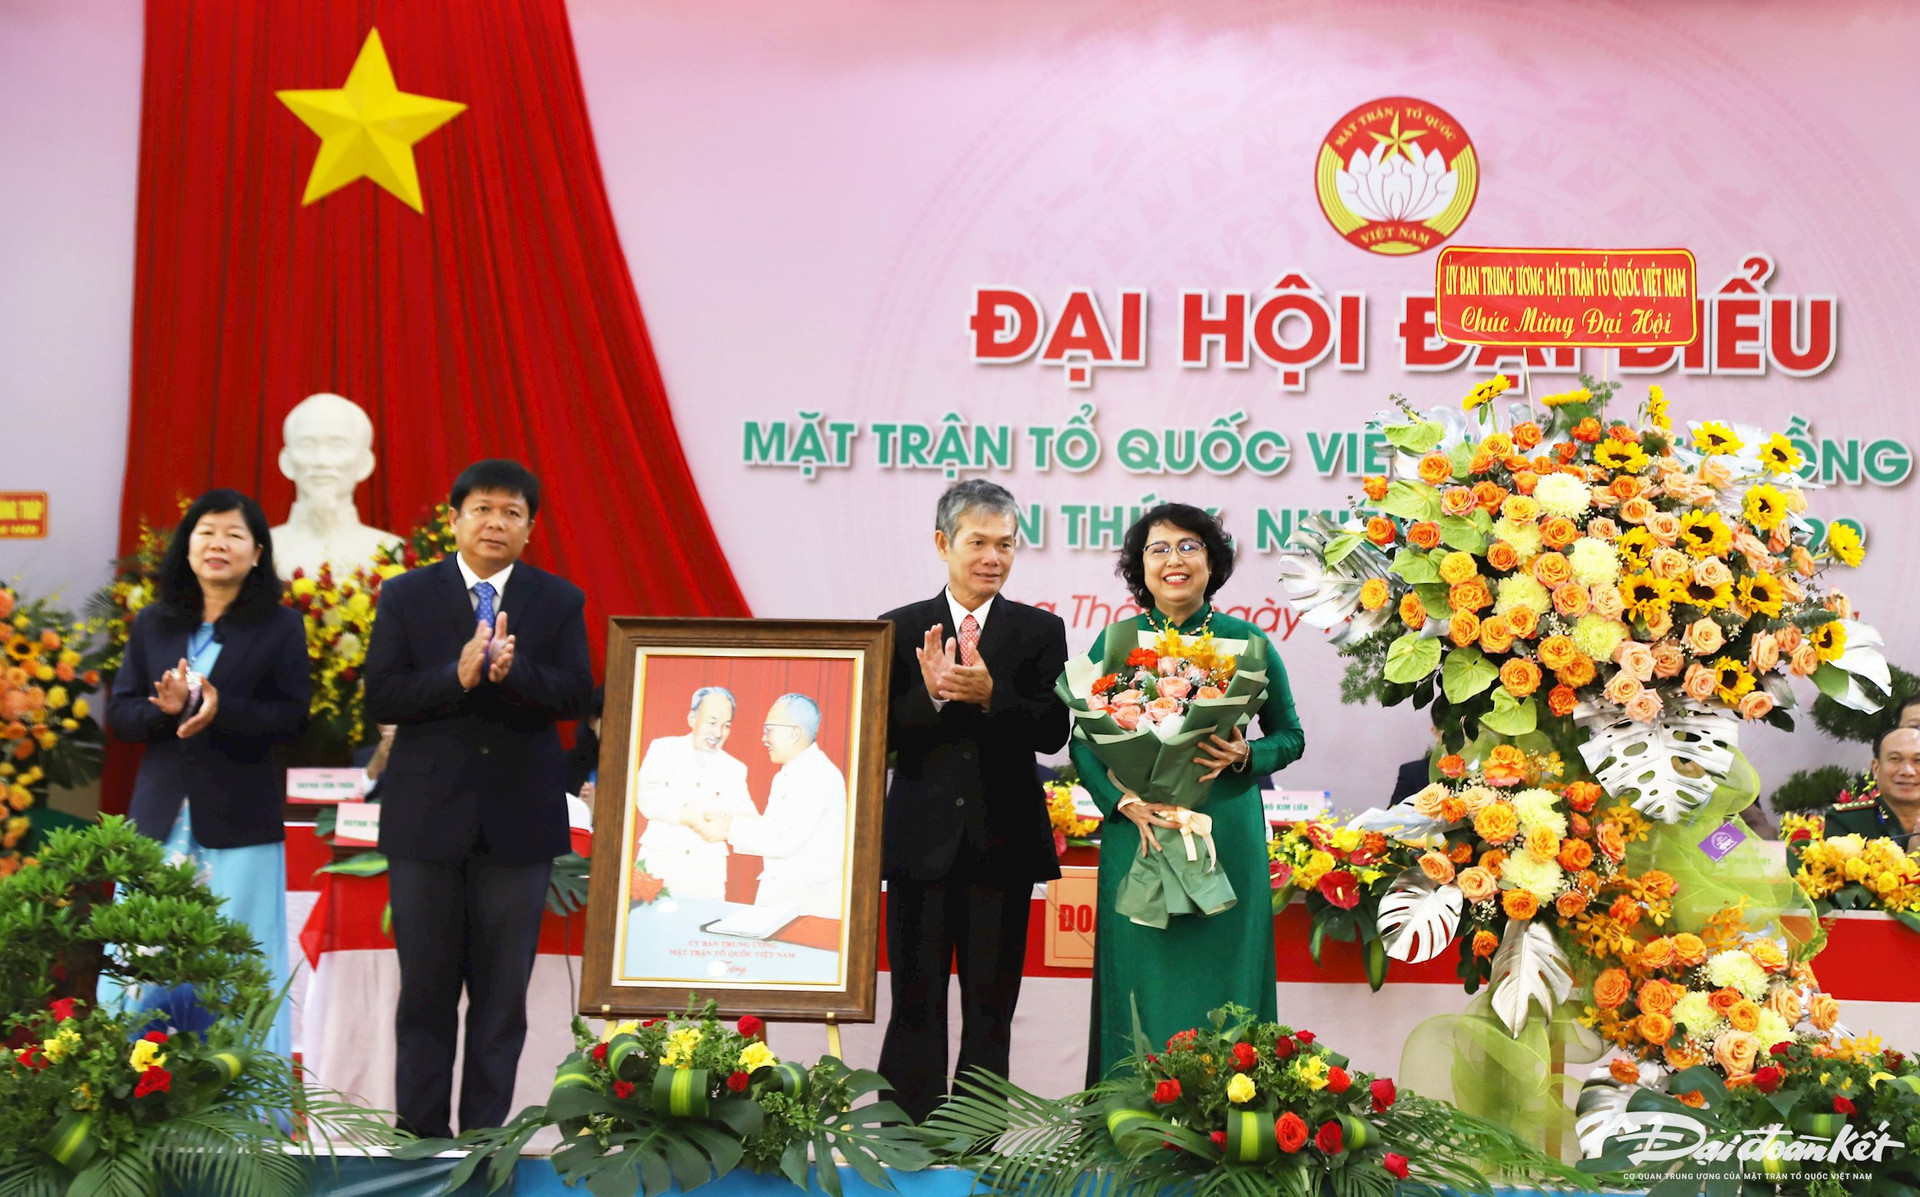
[1273,1037,1297,1060]
[134,1066,172,1098]
[1209,1131,1227,1150]
[591,1043,608,1064]
[1166,1030,1197,1052]
[1383,1152,1410,1179]
[1888,1051,1907,1070]
[737,1015,764,1039]
[1275,1111,1308,1153]
[1834,1095,1856,1117]
[1326,1066,1351,1094]
[1771,1041,1795,1057]
[1315,1120,1344,1155]
[1370,1078,1397,1112]
[1152,1079,1181,1105]
[642,1019,660,1028]
[728,1071,750,1093]
[1232,1043,1258,1072]
[1295,1031,1316,1045]
[17,1045,47,1071]
[47,998,77,1022]
[613,1080,636,1100]
[1317,871,1361,910]
[142,1031,168,1045]
[1753,1066,1783,1094]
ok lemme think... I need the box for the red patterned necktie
[959,613,980,666]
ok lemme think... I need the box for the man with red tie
[875,480,1070,1122]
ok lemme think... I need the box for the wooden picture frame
[580,617,893,1021]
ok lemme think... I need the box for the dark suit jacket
[363,557,593,864]
[108,604,311,849]
[1388,757,1430,806]
[879,591,1070,886]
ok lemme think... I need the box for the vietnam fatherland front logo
[1315,97,1478,255]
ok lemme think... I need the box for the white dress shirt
[456,555,515,613]
[728,742,848,919]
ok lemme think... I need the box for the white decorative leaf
[1276,515,1393,648]
[1487,918,1572,1038]
[1573,700,1738,823]
[1827,620,1892,712]
[1574,1074,1643,1158]
[1376,871,1462,964]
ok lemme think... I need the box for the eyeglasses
[1144,539,1206,560]
[763,723,802,735]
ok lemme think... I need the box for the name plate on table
[1265,790,1330,825]
[287,767,365,804]
[1043,866,1099,968]
[334,802,381,848]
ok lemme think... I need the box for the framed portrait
[580,617,893,1021]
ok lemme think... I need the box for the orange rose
[1359,577,1391,611]
[1557,655,1598,688]
[1586,517,1621,542]
[1638,979,1680,1015]
[1472,929,1499,958]
[1593,968,1632,1009]
[1537,635,1578,671]
[1524,824,1561,861]
[1596,823,1627,861]
[1512,470,1540,496]
[1775,624,1804,654]
[1646,512,1682,545]
[1513,422,1542,450]
[1708,988,1742,1014]
[1419,851,1456,885]
[1681,662,1719,701]
[1666,1041,1707,1070]
[1479,615,1516,654]
[1507,606,1540,639]
[1451,841,1474,864]
[1486,541,1520,572]
[1481,432,1515,457]
[1603,671,1643,706]
[1727,1000,1761,1032]
[1365,515,1398,546]
[1651,641,1685,679]
[1408,521,1442,550]
[1638,937,1676,969]
[1671,934,1706,966]
[1502,889,1540,920]
[1738,691,1775,721]
[1552,582,1591,618]
[1474,481,1510,512]
[1451,578,1494,613]
[1473,803,1520,844]
[1556,441,1581,463]
[1573,418,1602,443]
[1442,486,1478,517]
[1747,940,1787,973]
[1609,475,1644,502]
[1449,611,1482,647]
[1636,1012,1675,1045]
[1555,888,1591,917]
[1531,552,1572,588]
[1398,592,1427,630]
[1419,453,1455,486]
[1439,797,1468,824]
[1468,451,1497,476]
[1541,517,1578,550]
[1547,684,1577,717]
[1438,754,1466,779]
[1810,993,1840,1031]
[1609,1056,1641,1085]
[1457,866,1497,901]
[1619,496,1655,524]
[1364,476,1390,502]
[1790,644,1821,677]
[1485,745,1529,787]
[1590,582,1626,619]
[1675,1089,1707,1108]
[1558,838,1593,871]
[1500,658,1542,698]
[1610,894,1643,928]
[1749,630,1780,674]
[1438,551,1479,585]
[1768,987,1803,1025]
[1713,1030,1761,1078]
[1479,849,1508,873]
[1564,781,1602,812]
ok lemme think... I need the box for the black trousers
[876,876,1032,1123]
[388,853,552,1138]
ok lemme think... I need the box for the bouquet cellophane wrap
[1056,624,1270,928]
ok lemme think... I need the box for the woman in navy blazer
[107,489,310,1055]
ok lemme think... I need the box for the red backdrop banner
[111,0,750,809]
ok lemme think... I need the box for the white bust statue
[269,392,402,580]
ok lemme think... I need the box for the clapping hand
[458,619,493,690]
[939,656,993,708]
[487,613,515,682]
[915,625,953,703]
[150,659,192,715]
[176,678,218,739]
[1193,727,1250,782]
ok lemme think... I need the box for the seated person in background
[1823,724,1920,843]
[1387,708,1444,806]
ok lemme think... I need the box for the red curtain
[108,0,750,811]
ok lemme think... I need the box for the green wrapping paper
[1057,624,1271,929]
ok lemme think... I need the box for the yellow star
[277,29,466,214]
[1368,113,1428,164]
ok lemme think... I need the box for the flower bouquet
[1782,813,1920,933]
[409,1001,931,1197]
[1044,778,1101,857]
[925,1002,1600,1197]
[0,584,108,877]
[1267,818,1427,986]
[1056,625,1269,927]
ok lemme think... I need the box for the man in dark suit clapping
[364,460,593,1138]
[876,480,1069,1122]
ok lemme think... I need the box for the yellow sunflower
[1646,385,1671,432]
[1825,522,1865,568]
[1735,573,1785,618]
[1677,511,1733,559]
[1540,386,1592,407]
[1679,576,1733,611]
[1743,484,1790,532]
[1616,527,1660,572]
[1619,573,1675,620]
[1594,440,1651,473]
[1694,422,1743,456]
[1463,374,1513,411]
[1811,621,1847,663]
[1758,434,1804,476]
[1709,656,1756,704]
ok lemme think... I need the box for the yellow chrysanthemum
[1735,573,1784,618]
[1811,621,1847,663]
[1594,440,1650,473]
[1743,484,1790,532]
[1462,374,1513,410]
[1708,656,1756,705]
[1759,434,1804,476]
[1826,523,1865,568]
[1694,422,1743,456]
[1677,511,1732,559]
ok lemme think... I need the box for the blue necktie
[474,581,496,630]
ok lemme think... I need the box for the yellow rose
[1226,1073,1257,1104]
[738,1040,778,1072]
[128,1038,166,1071]
[661,1027,703,1066]
[601,1019,639,1042]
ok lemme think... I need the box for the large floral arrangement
[413,1001,930,1197]
[0,585,107,878]
[1783,812,1920,930]
[1044,779,1100,856]
[0,818,390,1193]
[1280,379,1888,826]
[926,1002,1598,1197]
[1267,818,1424,986]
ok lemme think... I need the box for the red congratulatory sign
[1434,247,1697,348]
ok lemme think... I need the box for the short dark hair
[450,459,541,521]
[1875,723,1920,760]
[1116,502,1235,608]
[157,489,283,629]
